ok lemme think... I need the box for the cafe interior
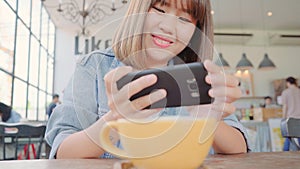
[0,0,300,168]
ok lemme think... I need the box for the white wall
[215,44,300,97]
[54,29,300,100]
[54,29,77,98]
[54,18,122,98]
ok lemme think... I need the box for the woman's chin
[146,49,174,67]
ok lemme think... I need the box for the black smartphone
[116,62,212,109]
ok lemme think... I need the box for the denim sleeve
[45,54,100,159]
[6,110,21,123]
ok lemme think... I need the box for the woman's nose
[158,14,177,35]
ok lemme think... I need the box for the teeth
[154,37,171,45]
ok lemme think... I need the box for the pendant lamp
[258,53,276,70]
[215,53,230,69]
[236,53,254,70]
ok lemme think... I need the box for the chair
[0,122,46,160]
[281,118,300,150]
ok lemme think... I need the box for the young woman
[46,0,249,159]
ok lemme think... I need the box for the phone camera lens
[189,83,198,90]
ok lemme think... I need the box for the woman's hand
[103,66,167,121]
[185,60,246,154]
[204,60,242,117]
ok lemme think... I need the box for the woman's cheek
[178,25,195,45]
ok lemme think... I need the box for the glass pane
[15,20,29,81]
[12,79,27,119]
[0,70,12,105]
[28,86,37,120]
[46,94,52,120]
[31,0,41,39]
[18,0,31,27]
[48,21,55,55]
[5,0,16,11]
[47,94,52,107]
[41,7,49,47]
[0,1,16,73]
[47,58,54,93]
[29,37,39,87]
[39,49,47,91]
[38,91,47,121]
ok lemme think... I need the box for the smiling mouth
[152,35,174,48]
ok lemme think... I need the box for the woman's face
[143,1,197,68]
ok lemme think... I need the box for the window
[18,0,31,27]
[5,0,16,11]
[31,0,41,39]
[1,1,56,121]
[15,20,29,81]
[38,91,47,121]
[29,38,39,87]
[47,95,52,109]
[0,1,16,73]
[39,49,47,91]
[47,58,54,93]
[12,79,27,118]
[0,71,12,105]
[27,86,38,120]
[41,7,49,48]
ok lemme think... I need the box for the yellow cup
[99,117,216,169]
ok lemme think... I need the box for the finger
[211,102,236,117]
[130,89,167,111]
[209,87,242,102]
[206,74,239,87]
[203,60,222,74]
[104,66,133,94]
[120,74,158,99]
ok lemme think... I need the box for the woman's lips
[152,35,173,48]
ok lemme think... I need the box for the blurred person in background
[281,76,300,151]
[261,96,279,108]
[0,102,21,123]
[46,94,60,118]
[262,96,272,108]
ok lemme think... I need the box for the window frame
[0,0,56,121]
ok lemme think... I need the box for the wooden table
[204,151,300,169]
[0,152,299,169]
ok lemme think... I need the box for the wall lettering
[75,36,112,55]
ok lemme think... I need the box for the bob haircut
[112,0,213,69]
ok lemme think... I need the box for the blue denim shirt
[6,110,21,123]
[45,48,251,159]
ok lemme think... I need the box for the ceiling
[211,0,300,31]
[43,0,300,35]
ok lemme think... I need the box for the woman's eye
[152,6,165,13]
[178,17,192,23]
[152,6,193,23]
